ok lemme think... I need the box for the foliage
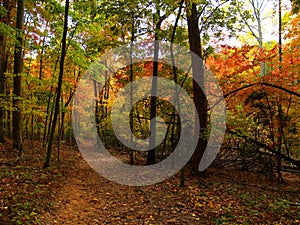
[207,12,300,176]
[0,0,299,223]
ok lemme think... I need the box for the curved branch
[224,82,300,99]
[209,82,300,111]
[260,82,300,98]
[223,83,257,98]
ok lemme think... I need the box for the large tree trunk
[13,0,24,152]
[0,0,14,143]
[44,0,69,168]
[186,2,208,175]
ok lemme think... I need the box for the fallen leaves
[1,140,299,224]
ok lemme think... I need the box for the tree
[185,1,207,175]
[13,0,24,152]
[185,0,236,174]
[235,0,267,76]
[170,0,185,186]
[147,7,167,165]
[44,0,70,168]
[205,9,300,178]
[0,0,14,143]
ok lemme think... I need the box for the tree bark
[276,0,284,184]
[44,0,69,168]
[186,2,208,175]
[0,29,7,144]
[0,0,15,143]
[0,32,6,143]
[170,0,184,186]
[13,0,24,152]
[146,11,166,165]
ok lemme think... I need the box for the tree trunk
[13,0,24,152]
[171,0,184,186]
[250,0,265,77]
[186,2,208,175]
[0,32,7,143]
[42,86,53,147]
[276,0,284,184]
[0,0,14,143]
[93,80,101,140]
[44,0,69,168]
[146,11,166,165]
[129,12,135,165]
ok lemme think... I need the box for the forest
[0,0,300,224]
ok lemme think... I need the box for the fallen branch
[226,129,300,169]
[0,161,16,167]
[288,202,300,207]
[218,171,299,193]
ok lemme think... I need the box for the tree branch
[227,128,300,169]
[209,82,300,111]
[199,0,230,33]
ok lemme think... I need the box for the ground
[0,140,299,224]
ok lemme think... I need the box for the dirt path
[40,152,122,224]
[37,147,300,225]
[1,142,299,224]
[40,150,204,225]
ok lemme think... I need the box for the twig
[218,171,299,193]
[288,202,300,207]
[193,175,212,188]
[0,161,16,167]
[135,188,152,203]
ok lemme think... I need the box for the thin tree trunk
[146,11,166,165]
[31,114,34,144]
[44,0,69,168]
[42,86,53,147]
[13,0,24,153]
[7,88,12,137]
[93,80,101,140]
[170,0,184,186]
[0,33,7,143]
[250,0,265,77]
[277,0,284,184]
[129,12,135,165]
[39,36,46,80]
[56,96,64,162]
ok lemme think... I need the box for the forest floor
[0,140,299,225]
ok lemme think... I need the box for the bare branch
[227,128,300,169]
